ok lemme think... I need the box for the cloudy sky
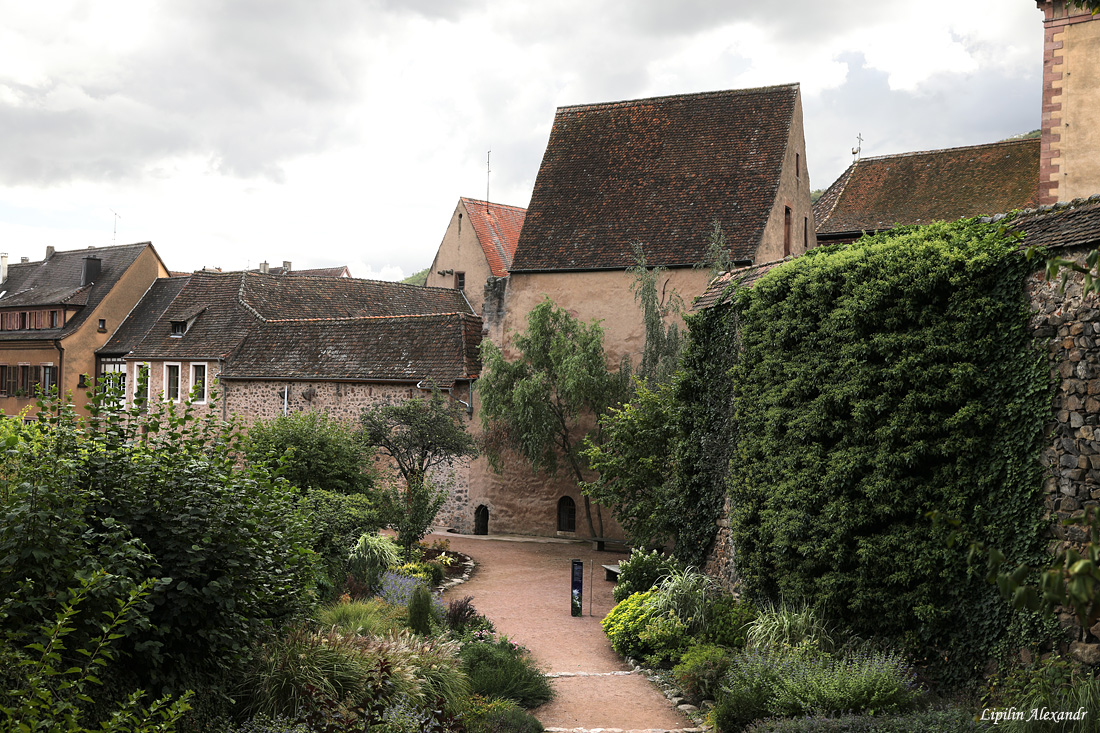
[0,1,1043,280]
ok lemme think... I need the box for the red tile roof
[814,139,1040,239]
[461,198,526,277]
[691,258,794,311]
[510,85,800,272]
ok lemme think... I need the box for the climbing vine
[727,220,1051,683]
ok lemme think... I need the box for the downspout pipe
[53,339,64,403]
[417,379,473,417]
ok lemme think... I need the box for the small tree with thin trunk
[479,299,630,538]
[360,389,477,561]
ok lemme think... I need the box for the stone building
[0,242,169,415]
[465,84,817,540]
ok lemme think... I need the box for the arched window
[557,496,576,533]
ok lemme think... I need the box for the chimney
[259,261,269,274]
[0,253,7,283]
[282,260,291,273]
[81,256,102,287]
[20,257,28,263]
[46,246,55,259]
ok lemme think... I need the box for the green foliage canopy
[727,220,1050,683]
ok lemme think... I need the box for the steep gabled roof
[219,312,482,384]
[814,139,1040,238]
[460,197,526,276]
[997,194,1100,251]
[0,242,163,341]
[98,276,191,357]
[510,85,800,272]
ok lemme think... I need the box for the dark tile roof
[691,258,794,311]
[129,272,480,382]
[510,85,800,272]
[991,194,1100,251]
[460,198,526,276]
[219,312,481,384]
[0,242,160,341]
[250,265,352,277]
[814,139,1040,238]
[98,276,191,357]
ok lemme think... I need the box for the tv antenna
[486,149,491,212]
[852,133,863,161]
[109,209,122,244]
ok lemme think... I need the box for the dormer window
[171,320,187,337]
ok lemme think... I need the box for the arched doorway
[557,496,576,533]
[474,505,489,535]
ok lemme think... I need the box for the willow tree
[479,299,630,537]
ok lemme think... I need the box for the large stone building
[458,85,817,539]
[0,242,169,415]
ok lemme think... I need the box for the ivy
[726,220,1051,684]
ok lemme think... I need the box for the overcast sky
[0,1,1043,280]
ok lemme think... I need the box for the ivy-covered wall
[711,220,1051,682]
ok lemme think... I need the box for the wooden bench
[589,537,629,552]
[602,563,621,581]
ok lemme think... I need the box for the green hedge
[726,220,1050,683]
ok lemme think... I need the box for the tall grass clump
[348,532,400,591]
[316,597,406,637]
[745,603,838,654]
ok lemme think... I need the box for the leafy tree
[582,381,679,550]
[360,389,477,560]
[478,299,630,537]
[0,383,317,708]
[246,410,378,495]
[628,243,683,387]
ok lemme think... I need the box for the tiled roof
[0,242,159,341]
[510,85,800,272]
[98,276,191,356]
[814,139,1040,238]
[250,265,352,277]
[691,258,794,311]
[219,312,481,384]
[460,198,526,277]
[129,272,481,381]
[991,194,1100,251]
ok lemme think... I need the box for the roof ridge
[262,312,468,324]
[556,83,799,114]
[856,137,1038,164]
[459,197,526,213]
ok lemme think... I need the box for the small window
[191,363,207,403]
[165,364,180,402]
[0,365,6,395]
[40,365,55,394]
[19,312,27,330]
[136,363,150,406]
[454,271,466,291]
[171,321,186,337]
[796,152,801,180]
[804,217,809,249]
[97,318,106,332]
[784,206,792,258]
[557,496,577,533]
[49,310,59,328]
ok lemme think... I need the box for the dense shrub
[650,565,719,634]
[601,590,662,660]
[711,646,919,730]
[613,549,679,602]
[316,598,406,637]
[301,489,382,599]
[637,609,690,669]
[727,221,1050,683]
[982,655,1100,732]
[742,708,982,733]
[348,532,401,592]
[745,604,838,654]
[674,643,735,702]
[379,571,428,608]
[445,596,495,638]
[460,635,553,709]
[408,583,434,635]
[245,409,377,495]
[0,390,316,704]
[704,594,756,649]
[463,695,545,733]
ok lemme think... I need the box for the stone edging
[435,552,476,592]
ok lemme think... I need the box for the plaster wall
[757,86,818,262]
[1059,18,1100,200]
[0,343,63,415]
[426,200,491,315]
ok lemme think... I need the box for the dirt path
[434,531,699,733]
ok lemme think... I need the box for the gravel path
[434,531,701,733]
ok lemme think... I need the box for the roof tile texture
[511,85,799,271]
[814,139,1040,237]
[460,198,526,277]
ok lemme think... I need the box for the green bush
[650,565,719,634]
[745,604,838,654]
[463,695,545,733]
[742,707,981,733]
[394,560,444,587]
[407,583,434,636]
[982,655,1100,732]
[613,549,679,602]
[348,532,401,591]
[460,636,553,709]
[674,643,735,702]
[704,594,756,649]
[316,598,406,637]
[601,590,662,660]
[300,489,382,599]
[711,646,920,730]
[245,410,377,495]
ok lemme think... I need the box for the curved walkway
[434,530,700,733]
